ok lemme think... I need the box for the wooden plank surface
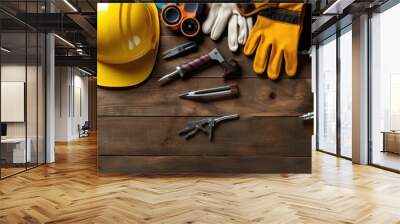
[98,78,313,117]
[98,155,311,174]
[97,9,313,174]
[98,116,313,157]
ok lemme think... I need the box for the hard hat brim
[97,4,160,88]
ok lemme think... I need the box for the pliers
[178,114,240,141]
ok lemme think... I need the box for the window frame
[0,0,47,180]
[315,23,353,161]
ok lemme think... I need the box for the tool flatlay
[158,48,241,86]
[157,3,305,80]
[179,114,240,141]
[97,3,307,88]
[162,41,198,60]
[179,84,239,101]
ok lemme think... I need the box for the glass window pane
[371,3,400,171]
[340,29,352,158]
[1,29,28,177]
[317,37,337,154]
[1,0,46,179]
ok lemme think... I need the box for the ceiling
[1,32,45,59]
[0,0,96,14]
[1,0,97,72]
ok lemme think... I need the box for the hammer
[158,48,242,86]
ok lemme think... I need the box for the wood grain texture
[98,117,312,157]
[88,77,98,131]
[98,79,313,117]
[97,9,313,174]
[98,155,311,174]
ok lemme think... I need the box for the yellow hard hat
[97,3,160,88]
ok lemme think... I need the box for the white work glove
[202,3,253,52]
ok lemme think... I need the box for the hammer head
[221,59,242,80]
[208,48,225,63]
[208,48,242,80]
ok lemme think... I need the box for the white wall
[1,65,36,138]
[1,65,26,140]
[55,66,70,141]
[71,73,89,138]
[1,82,25,122]
[55,67,89,141]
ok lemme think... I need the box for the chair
[78,121,90,138]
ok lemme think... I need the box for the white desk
[1,138,31,163]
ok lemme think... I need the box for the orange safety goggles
[161,3,204,38]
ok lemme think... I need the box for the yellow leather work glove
[244,3,304,80]
[237,3,278,17]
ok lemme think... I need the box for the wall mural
[97,3,313,174]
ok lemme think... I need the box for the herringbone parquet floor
[1,135,400,224]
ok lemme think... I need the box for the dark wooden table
[97,10,313,174]
[381,131,400,154]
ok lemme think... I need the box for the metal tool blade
[214,114,240,124]
[179,90,232,100]
[179,85,237,101]
[162,50,180,60]
[192,85,231,94]
[162,41,197,60]
[158,70,180,86]
[208,48,225,63]
[179,85,230,97]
